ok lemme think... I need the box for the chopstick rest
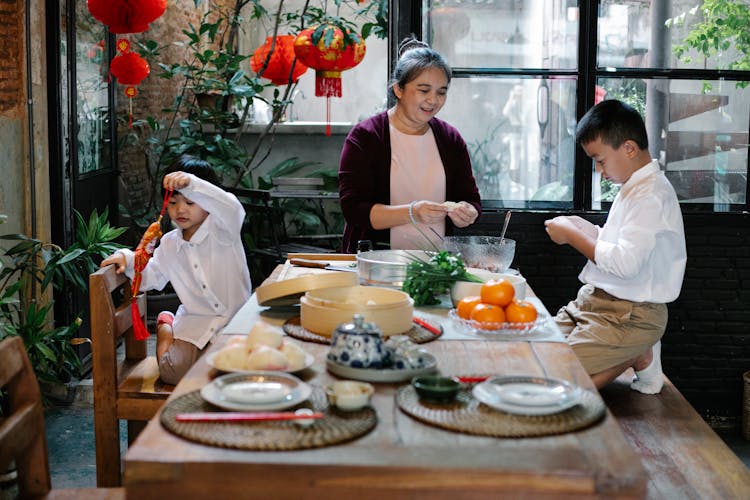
[175,411,324,422]
[413,317,441,335]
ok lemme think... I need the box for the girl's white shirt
[118,174,252,348]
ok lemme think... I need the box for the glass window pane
[438,77,577,205]
[75,4,109,174]
[598,0,750,70]
[425,1,578,70]
[593,78,749,209]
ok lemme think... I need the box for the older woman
[338,36,481,253]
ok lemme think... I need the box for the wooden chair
[89,265,174,487]
[0,336,124,498]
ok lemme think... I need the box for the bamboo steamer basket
[300,285,414,337]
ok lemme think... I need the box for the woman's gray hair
[388,36,452,102]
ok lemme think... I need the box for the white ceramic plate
[325,353,438,383]
[201,371,312,411]
[472,376,582,416]
[205,350,315,374]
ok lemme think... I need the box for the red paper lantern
[251,35,308,86]
[87,0,167,34]
[293,25,366,98]
[110,39,150,127]
[294,25,366,135]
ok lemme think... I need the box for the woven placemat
[283,316,442,344]
[160,387,377,450]
[396,385,606,438]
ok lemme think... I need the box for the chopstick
[413,317,441,335]
[455,376,489,384]
[175,411,324,422]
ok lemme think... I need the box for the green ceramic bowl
[411,375,461,403]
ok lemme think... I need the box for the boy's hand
[544,216,577,245]
[163,171,191,191]
[447,201,478,228]
[101,253,126,274]
[545,216,597,262]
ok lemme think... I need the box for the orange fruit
[456,295,483,320]
[470,303,506,329]
[480,279,515,307]
[505,300,538,324]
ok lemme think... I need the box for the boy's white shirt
[580,160,686,303]
[118,174,252,348]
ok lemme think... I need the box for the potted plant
[0,209,126,405]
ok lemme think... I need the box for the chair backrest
[224,186,286,261]
[0,336,52,497]
[89,264,150,487]
[89,264,148,366]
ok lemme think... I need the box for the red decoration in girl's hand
[130,190,173,340]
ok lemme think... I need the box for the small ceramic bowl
[411,375,461,403]
[325,380,374,411]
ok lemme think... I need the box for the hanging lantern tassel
[125,86,137,128]
[294,26,366,136]
[110,39,150,129]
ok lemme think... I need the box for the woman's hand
[163,171,192,191]
[411,201,449,225]
[101,253,126,274]
[446,201,478,228]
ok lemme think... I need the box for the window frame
[395,0,750,214]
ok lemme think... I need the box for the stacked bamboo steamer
[300,285,413,337]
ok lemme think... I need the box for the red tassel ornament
[130,190,173,340]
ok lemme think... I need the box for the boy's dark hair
[388,35,452,102]
[575,99,648,150]
[161,155,220,196]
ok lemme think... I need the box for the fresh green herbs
[402,251,483,306]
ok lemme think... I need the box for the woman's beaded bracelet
[408,201,417,225]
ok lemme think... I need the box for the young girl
[101,155,252,384]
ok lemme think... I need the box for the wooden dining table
[123,262,648,499]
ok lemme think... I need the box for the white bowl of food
[450,269,527,307]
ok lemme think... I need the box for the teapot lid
[336,313,381,335]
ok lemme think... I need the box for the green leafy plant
[0,209,126,386]
[124,0,388,225]
[402,251,483,306]
[666,0,750,91]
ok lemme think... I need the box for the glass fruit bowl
[448,309,551,337]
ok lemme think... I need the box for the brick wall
[115,0,210,219]
[464,210,750,421]
[0,0,22,115]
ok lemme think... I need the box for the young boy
[544,100,686,393]
[101,155,252,384]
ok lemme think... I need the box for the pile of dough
[212,320,309,372]
[442,201,460,212]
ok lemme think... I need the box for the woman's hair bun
[398,35,429,57]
